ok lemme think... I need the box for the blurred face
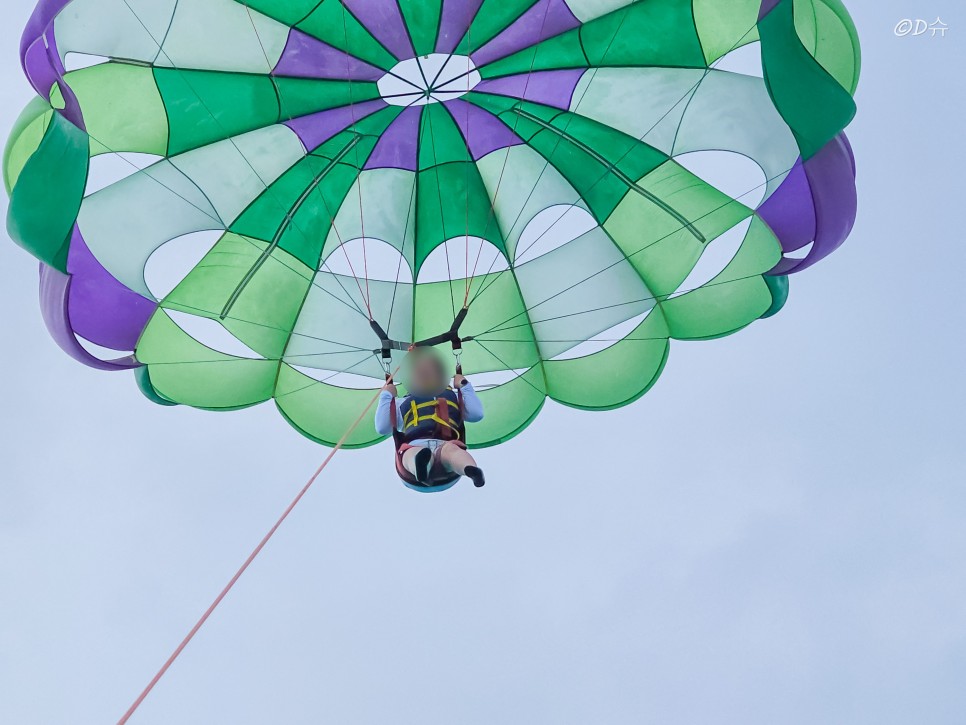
[406,349,446,396]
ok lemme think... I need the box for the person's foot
[465,466,486,488]
[415,448,433,483]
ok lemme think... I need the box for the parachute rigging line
[463,0,558,290]
[464,4,638,295]
[470,159,800,340]
[509,108,706,243]
[120,0,375,322]
[220,135,363,320]
[464,16,761,308]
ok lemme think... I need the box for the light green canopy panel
[6,0,861,449]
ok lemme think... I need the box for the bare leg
[401,446,429,477]
[439,442,478,476]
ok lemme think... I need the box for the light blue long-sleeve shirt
[375,383,484,437]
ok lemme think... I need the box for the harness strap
[389,394,403,449]
[403,398,460,428]
[436,396,456,441]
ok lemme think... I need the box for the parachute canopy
[6,0,860,448]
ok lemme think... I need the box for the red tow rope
[117,380,393,724]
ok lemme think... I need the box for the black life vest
[397,387,466,443]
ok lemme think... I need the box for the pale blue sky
[1,2,964,724]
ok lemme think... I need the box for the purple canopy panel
[275,30,385,81]
[342,0,415,61]
[285,99,387,151]
[770,133,858,275]
[444,99,524,160]
[758,0,783,20]
[365,107,423,171]
[474,68,585,110]
[472,0,580,68]
[66,227,156,351]
[841,132,857,175]
[39,263,141,371]
[21,0,72,44]
[436,0,485,55]
[757,160,817,254]
[21,0,84,129]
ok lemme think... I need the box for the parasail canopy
[6,0,860,448]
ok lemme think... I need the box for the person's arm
[374,388,400,436]
[457,381,485,423]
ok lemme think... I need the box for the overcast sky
[1,2,964,724]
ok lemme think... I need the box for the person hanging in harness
[374,347,486,491]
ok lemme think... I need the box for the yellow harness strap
[403,396,462,438]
